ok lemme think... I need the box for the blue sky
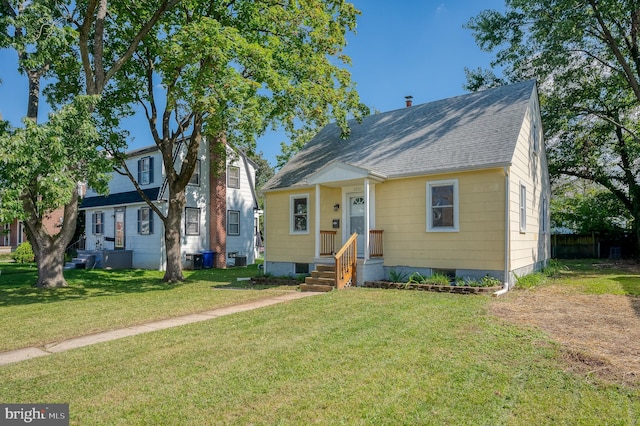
[0,1,505,166]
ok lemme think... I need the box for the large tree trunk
[163,189,186,283]
[22,189,79,288]
[33,238,68,288]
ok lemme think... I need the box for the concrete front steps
[64,253,95,270]
[300,264,336,292]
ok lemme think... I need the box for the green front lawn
[1,261,638,424]
[0,263,288,352]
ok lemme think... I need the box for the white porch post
[315,183,321,258]
[364,178,370,260]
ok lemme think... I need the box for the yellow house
[260,81,550,291]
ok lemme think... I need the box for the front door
[114,208,125,249]
[348,193,365,256]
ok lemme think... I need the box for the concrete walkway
[0,291,323,367]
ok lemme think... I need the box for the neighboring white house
[79,139,261,270]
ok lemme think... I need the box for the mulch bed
[364,281,502,294]
[249,277,301,286]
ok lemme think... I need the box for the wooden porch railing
[334,233,357,289]
[320,230,336,256]
[369,230,384,257]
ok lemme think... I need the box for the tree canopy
[0,0,180,287]
[103,0,368,281]
[466,0,640,248]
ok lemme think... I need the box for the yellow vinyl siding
[508,95,550,272]
[319,187,342,234]
[265,190,315,262]
[376,169,505,270]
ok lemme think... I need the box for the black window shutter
[92,212,96,234]
[137,209,141,234]
[100,212,104,233]
[137,159,142,182]
[149,157,154,184]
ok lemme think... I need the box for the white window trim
[520,184,527,233]
[138,207,153,235]
[185,207,200,236]
[188,159,201,186]
[228,165,240,189]
[426,179,459,232]
[140,156,152,185]
[290,193,310,235]
[92,212,104,235]
[227,210,240,236]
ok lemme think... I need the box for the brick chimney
[405,95,413,108]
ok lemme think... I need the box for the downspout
[263,196,268,275]
[494,166,511,296]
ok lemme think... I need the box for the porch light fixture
[333,203,340,211]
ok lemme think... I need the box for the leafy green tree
[108,0,369,282]
[466,0,640,251]
[0,0,179,287]
[0,97,111,287]
[551,180,632,235]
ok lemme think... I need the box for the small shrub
[407,272,426,284]
[12,242,35,264]
[480,275,502,287]
[463,277,480,287]
[388,270,408,283]
[424,272,451,286]
[515,271,547,289]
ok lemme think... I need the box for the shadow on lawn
[0,264,263,307]
[615,276,640,318]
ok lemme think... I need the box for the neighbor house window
[185,207,200,235]
[188,160,201,186]
[137,207,154,235]
[3,224,10,246]
[227,210,240,235]
[228,166,240,188]
[427,180,459,232]
[138,156,154,185]
[291,194,309,234]
[92,211,104,235]
[520,184,527,233]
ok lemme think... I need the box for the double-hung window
[291,194,309,234]
[138,207,154,235]
[427,180,459,232]
[227,210,240,235]
[520,184,527,233]
[3,224,10,246]
[189,160,201,186]
[185,207,200,235]
[138,156,154,185]
[228,166,240,189]
[92,211,104,235]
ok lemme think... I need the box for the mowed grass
[550,259,640,295]
[0,263,289,351]
[1,261,639,424]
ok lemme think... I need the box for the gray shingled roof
[262,80,536,191]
